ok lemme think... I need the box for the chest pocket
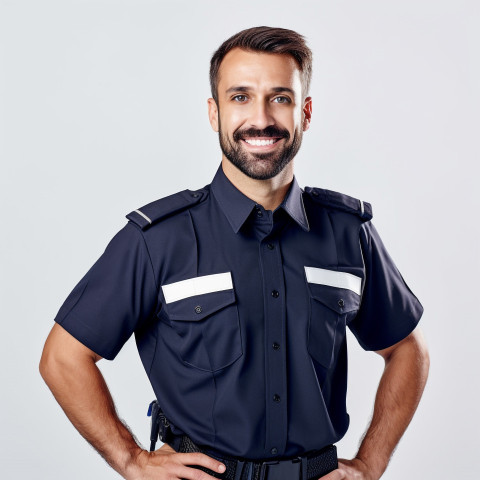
[305,267,361,368]
[161,272,243,372]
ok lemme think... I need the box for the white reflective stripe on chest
[161,272,233,304]
[304,266,362,295]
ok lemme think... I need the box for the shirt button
[338,299,345,308]
[271,448,278,455]
[191,193,200,198]
[271,290,279,298]
[272,342,280,350]
[312,190,319,197]
[267,243,275,250]
[273,394,281,402]
[256,209,263,217]
[194,306,202,314]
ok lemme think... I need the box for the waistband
[172,434,338,480]
[146,400,337,480]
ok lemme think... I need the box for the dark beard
[217,117,303,180]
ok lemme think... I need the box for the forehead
[218,47,302,94]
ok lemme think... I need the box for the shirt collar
[210,163,310,234]
[281,176,310,232]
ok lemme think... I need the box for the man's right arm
[39,323,226,480]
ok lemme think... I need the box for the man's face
[208,48,312,180]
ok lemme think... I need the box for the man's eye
[233,95,248,102]
[274,96,290,104]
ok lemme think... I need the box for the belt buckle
[259,457,302,480]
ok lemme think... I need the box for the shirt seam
[127,222,160,294]
[325,209,339,266]
[357,221,370,302]
[185,208,217,445]
[126,222,161,377]
[186,209,199,277]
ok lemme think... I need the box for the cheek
[225,108,245,126]
[220,111,245,137]
[274,108,300,134]
[292,107,303,126]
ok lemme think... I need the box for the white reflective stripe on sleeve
[304,266,362,295]
[360,199,364,215]
[162,272,233,304]
[135,209,152,224]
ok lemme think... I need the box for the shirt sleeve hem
[352,302,424,352]
[55,315,119,361]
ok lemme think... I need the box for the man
[39,26,429,480]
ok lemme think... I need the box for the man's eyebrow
[225,86,296,96]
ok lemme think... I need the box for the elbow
[39,346,58,385]
[413,327,430,366]
[38,354,46,380]
[39,332,72,385]
[408,327,430,386]
[39,340,50,380]
[39,322,100,385]
[383,327,430,378]
[418,335,430,379]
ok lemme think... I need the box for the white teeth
[244,138,277,146]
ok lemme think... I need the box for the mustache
[233,127,289,141]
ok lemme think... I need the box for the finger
[176,452,226,475]
[320,468,345,480]
[175,464,226,480]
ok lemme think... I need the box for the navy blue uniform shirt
[54,164,423,460]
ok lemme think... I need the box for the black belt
[147,400,337,480]
[174,434,337,480]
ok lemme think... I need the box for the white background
[1,1,479,478]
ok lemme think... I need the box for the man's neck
[221,157,294,212]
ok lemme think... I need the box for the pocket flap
[165,289,236,321]
[162,272,233,303]
[305,266,362,295]
[307,283,360,314]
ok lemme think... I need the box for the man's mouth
[241,137,282,147]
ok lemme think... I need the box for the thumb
[320,468,345,480]
[157,443,177,454]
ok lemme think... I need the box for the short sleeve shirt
[54,163,424,460]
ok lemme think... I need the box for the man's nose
[248,101,275,130]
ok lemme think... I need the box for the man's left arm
[323,326,430,480]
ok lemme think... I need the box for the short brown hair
[210,26,313,105]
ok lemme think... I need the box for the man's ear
[302,96,312,132]
[207,98,219,132]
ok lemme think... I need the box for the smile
[241,137,282,148]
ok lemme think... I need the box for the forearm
[40,356,142,478]
[355,334,430,478]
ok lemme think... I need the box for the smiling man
[40,26,429,480]
[213,48,304,183]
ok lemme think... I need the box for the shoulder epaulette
[126,188,208,230]
[304,186,372,221]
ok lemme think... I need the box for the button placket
[260,235,287,457]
